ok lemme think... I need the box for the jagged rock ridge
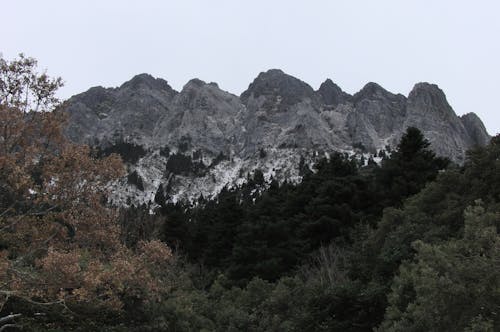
[64,69,490,204]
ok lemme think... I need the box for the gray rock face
[240,69,316,109]
[318,79,351,106]
[240,70,349,154]
[460,112,491,147]
[64,69,491,204]
[65,73,177,147]
[348,82,407,152]
[402,83,475,163]
[152,78,244,156]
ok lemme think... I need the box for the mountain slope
[64,69,490,204]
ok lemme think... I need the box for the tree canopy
[0,54,176,330]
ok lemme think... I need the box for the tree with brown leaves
[0,54,174,329]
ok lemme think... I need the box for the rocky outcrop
[63,69,491,204]
[240,69,349,155]
[460,112,491,147]
[65,73,177,148]
[317,79,351,107]
[347,82,407,152]
[240,69,316,109]
[402,83,475,162]
[152,78,244,156]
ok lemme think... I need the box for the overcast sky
[2,0,499,134]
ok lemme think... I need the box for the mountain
[64,69,490,205]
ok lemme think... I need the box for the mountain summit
[64,70,490,204]
[240,69,316,107]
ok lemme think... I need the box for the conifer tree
[376,127,449,206]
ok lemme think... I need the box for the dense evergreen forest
[1,55,499,331]
[137,128,498,331]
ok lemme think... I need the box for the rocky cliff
[64,69,490,204]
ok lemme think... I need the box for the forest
[1,55,499,331]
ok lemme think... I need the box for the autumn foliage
[0,54,174,328]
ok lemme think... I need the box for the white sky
[2,0,499,134]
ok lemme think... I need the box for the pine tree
[376,127,449,206]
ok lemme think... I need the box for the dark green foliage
[188,187,245,268]
[178,135,191,152]
[464,135,500,202]
[101,132,500,331]
[119,204,163,247]
[159,145,170,157]
[343,134,500,329]
[151,129,498,331]
[380,204,500,331]
[154,183,167,207]
[165,153,193,175]
[375,127,449,206]
[192,149,203,161]
[96,141,147,164]
[160,202,190,250]
[210,151,227,167]
[259,147,267,158]
[27,130,499,330]
[365,134,500,284]
[127,170,144,191]
[353,141,367,152]
[252,169,265,186]
[161,152,385,285]
[165,152,206,176]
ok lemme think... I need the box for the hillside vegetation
[1,54,498,331]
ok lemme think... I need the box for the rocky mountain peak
[347,83,408,153]
[240,69,315,106]
[176,78,239,112]
[74,86,115,107]
[403,82,487,162]
[120,73,176,94]
[65,73,179,147]
[183,78,206,89]
[460,112,491,146]
[407,82,452,116]
[352,82,398,102]
[317,79,350,106]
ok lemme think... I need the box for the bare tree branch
[0,313,21,325]
[0,323,21,331]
